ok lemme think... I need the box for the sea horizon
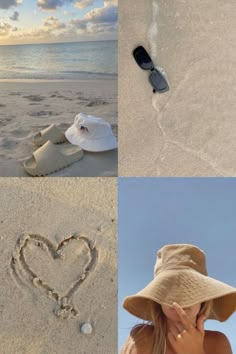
[0,40,117,81]
[0,39,117,47]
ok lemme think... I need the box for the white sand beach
[119,0,156,176]
[119,0,236,176]
[0,80,117,177]
[0,178,117,354]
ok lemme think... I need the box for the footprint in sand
[9,92,22,96]
[0,115,15,127]
[86,99,108,107]
[10,234,98,319]
[0,137,18,150]
[10,129,30,138]
[30,111,61,117]
[24,95,46,102]
[50,94,72,101]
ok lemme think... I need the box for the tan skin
[122,302,232,354]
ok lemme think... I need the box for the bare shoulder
[205,330,232,354]
[121,324,154,354]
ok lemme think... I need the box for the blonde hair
[122,301,213,354]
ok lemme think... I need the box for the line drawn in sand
[148,0,236,177]
[151,57,234,177]
[10,233,98,320]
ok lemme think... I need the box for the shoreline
[0,77,117,83]
[119,0,236,177]
[119,0,155,176]
[150,0,236,177]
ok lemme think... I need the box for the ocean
[0,40,117,80]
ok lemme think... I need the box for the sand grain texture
[119,0,159,176]
[0,80,117,177]
[119,0,236,176]
[0,178,117,354]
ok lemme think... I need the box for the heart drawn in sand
[10,234,98,319]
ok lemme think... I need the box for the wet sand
[119,0,236,176]
[119,0,159,176]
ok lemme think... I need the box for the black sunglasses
[133,46,169,93]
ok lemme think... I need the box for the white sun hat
[65,113,117,152]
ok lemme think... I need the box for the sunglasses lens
[133,46,153,70]
[149,70,169,92]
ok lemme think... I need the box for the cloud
[74,0,94,9]
[2,0,117,43]
[104,0,117,5]
[84,4,117,24]
[70,18,87,30]
[5,15,67,42]
[87,22,117,33]
[37,0,117,11]
[0,22,12,36]
[0,0,22,9]
[43,16,66,29]
[71,1,117,33]
[10,11,19,21]
[14,28,50,39]
[37,0,73,10]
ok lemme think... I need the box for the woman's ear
[200,302,205,310]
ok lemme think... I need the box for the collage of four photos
[0,0,236,353]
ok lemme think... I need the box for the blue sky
[0,0,117,44]
[119,178,236,352]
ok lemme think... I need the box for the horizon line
[0,38,118,47]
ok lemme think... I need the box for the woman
[122,244,236,354]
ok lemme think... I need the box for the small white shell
[80,322,93,334]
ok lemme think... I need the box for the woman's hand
[167,302,206,354]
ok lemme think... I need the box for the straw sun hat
[123,244,236,322]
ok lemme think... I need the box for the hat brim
[123,269,236,322]
[65,125,117,152]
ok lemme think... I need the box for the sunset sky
[0,0,117,45]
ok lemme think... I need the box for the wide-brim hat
[65,113,117,152]
[123,244,236,322]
